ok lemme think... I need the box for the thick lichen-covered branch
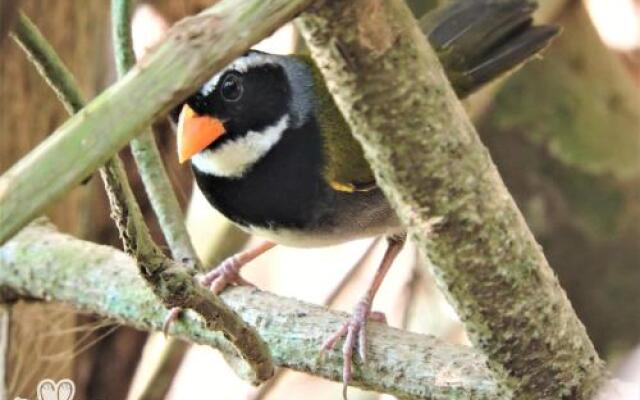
[0,222,499,400]
[296,0,604,398]
[479,2,640,357]
[11,12,272,382]
[0,0,318,244]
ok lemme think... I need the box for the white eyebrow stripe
[200,52,280,96]
[201,74,221,96]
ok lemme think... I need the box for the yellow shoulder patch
[330,180,378,193]
[330,181,356,192]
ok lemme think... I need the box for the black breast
[193,118,332,230]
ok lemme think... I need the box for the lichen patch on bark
[356,0,396,55]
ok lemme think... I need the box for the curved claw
[162,307,182,337]
[321,323,348,354]
[320,306,388,400]
[341,323,358,399]
[200,241,275,294]
[207,266,256,294]
[201,254,258,294]
[358,321,368,364]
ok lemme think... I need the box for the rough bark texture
[126,208,251,400]
[0,222,499,400]
[0,0,318,244]
[296,1,605,398]
[479,2,640,358]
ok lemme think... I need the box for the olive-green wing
[295,55,376,193]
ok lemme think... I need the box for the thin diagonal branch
[127,213,251,400]
[11,12,273,383]
[0,222,500,400]
[10,13,83,114]
[112,0,199,266]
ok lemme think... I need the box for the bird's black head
[176,50,314,178]
[188,54,290,142]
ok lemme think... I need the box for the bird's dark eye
[220,73,243,102]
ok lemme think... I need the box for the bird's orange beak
[177,104,226,163]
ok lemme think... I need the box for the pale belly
[241,223,404,248]
[239,189,403,248]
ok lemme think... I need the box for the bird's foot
[161,255,255,335]
[199,253,256,294]
[160,256,254,336]
[160,242,275,337]
[162,306,182,336]
[321,299,387,399]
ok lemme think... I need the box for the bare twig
[0,222,500,400]
[11,12,273,383]
[10,13,83,114]
[112,0,199,266]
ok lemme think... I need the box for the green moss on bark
[478,3,640,358]
[0,222,500,400]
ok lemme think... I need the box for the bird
[172,0,558,396]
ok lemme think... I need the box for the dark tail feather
[420,0,560,98]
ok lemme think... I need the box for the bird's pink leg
[162,240,276,335]
[321,234,406,399]
[199,240,276,293]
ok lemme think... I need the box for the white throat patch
[191,115,289,178]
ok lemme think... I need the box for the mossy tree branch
[11,12,273,383]
[0,0,318,244]
[296,0,605,398]
[479,1,640,357]
[0,222,499,400]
